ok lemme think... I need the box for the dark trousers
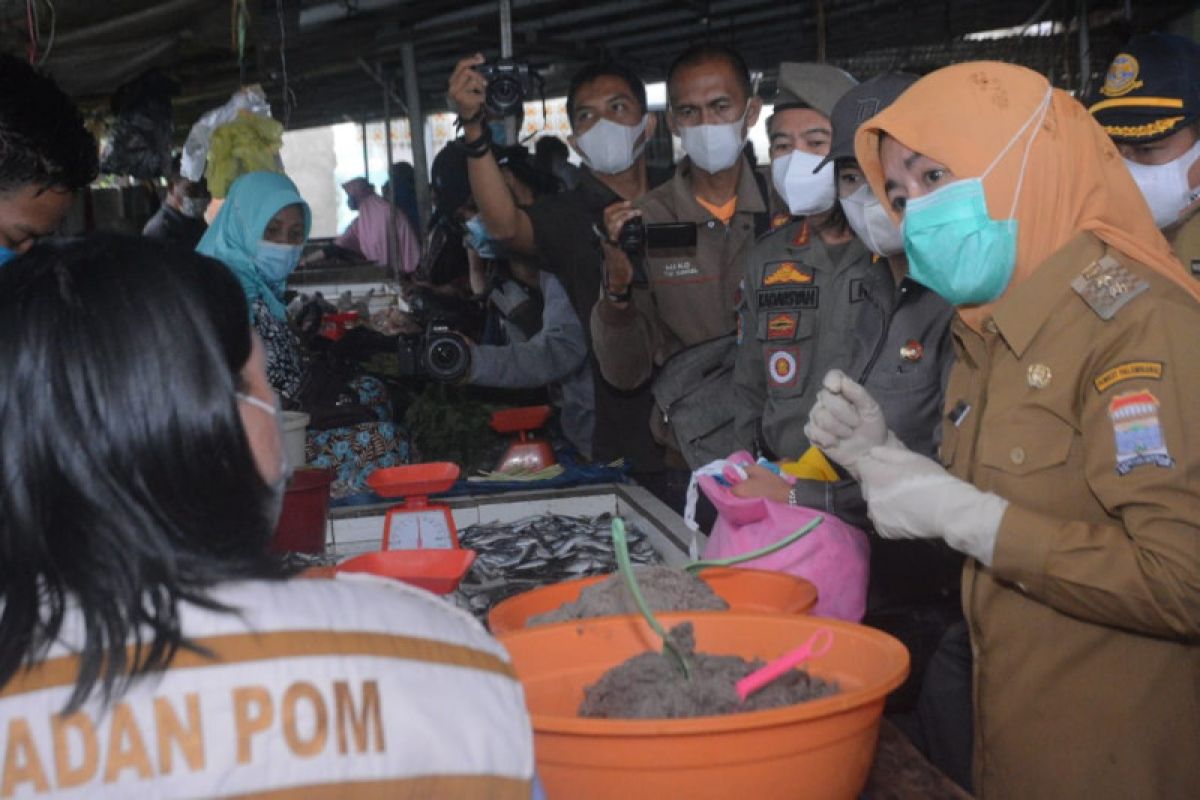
[888,619,974,793]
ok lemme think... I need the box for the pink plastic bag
[700,451,870,621]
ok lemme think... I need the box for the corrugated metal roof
[2,0,1193,132]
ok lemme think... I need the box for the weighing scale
[354,462,475,594]
[491,405,557,473]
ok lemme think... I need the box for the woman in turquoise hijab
[198,170,409,496]
[197,171,311,400]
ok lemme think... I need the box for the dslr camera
[397,322,471,383]
[475,59,539,117]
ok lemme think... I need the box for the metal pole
[401,40,429,238]
[1078,0,1090,96]
[500,0,513,59]
[361,121,370,183]
[381,63,399,280]
[816,0,826,63]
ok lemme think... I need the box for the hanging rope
[231,0,250,81]
[276,0,297,127]
[25,0,37,64]
[36,0,55,67]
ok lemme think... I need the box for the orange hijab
[854,61,1200,328]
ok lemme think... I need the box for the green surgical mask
[902,87,1051,306]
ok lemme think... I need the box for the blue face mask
[465,215,501,260]
[902,88,1052,307]
[489,119,515,147]
[0,246,15,267]
[255,240,303,285]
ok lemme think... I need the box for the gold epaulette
[1070,255,1149,320]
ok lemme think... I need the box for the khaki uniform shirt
[941,232,1200,798]
[1165,203,1200,280]
[591,156,766,391]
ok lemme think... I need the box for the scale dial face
[386,510,455,550]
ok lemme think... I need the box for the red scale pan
[491,405,556,473]
[332,463,475,594]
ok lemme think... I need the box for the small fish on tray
[451,513,662,620]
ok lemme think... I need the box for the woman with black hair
[0,235,534,797]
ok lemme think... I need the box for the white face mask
[238,391,290,528]
[1124,139,1200,228]
[576,115,648,175]
[841,184,905,256]
[771,150,837,217]
[677,102,749,174]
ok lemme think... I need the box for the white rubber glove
[857,442,1009,567]
[804,369,894,479]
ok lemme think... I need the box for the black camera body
[475,59,538,118]
[397,322,471,383]
[617,218,698,286]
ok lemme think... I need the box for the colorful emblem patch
[790,220,811,247]
[1100,53,1142,98]
[767,348,800,387]
[1093,361,1163,393]
[900,339,924,362]
[1108,390,1174,475]
[763,261,813,286]
[767,312,799,340]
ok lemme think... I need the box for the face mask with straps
[901,87,1052,306]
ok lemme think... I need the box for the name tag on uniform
[757,287,819,310]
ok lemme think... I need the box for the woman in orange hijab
[805,62,1200,798]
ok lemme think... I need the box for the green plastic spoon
[682,515,824,573]
[612,517,693,680]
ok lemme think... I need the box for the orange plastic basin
[490,404,552,434]
[334,549,476,594]
[499,612,909,800]
[488,567,817,634]
[366,462,460,498]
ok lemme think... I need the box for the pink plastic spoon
[736,627,835,702]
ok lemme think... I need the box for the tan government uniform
[591,156,765,455]
[939,232,1200,798]
[1164,203,1200,280]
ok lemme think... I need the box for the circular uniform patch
[1101,53,1141,98]
[769,350,798,384]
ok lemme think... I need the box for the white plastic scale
[366,462,463,551]
[383,506,457,550]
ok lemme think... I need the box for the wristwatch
[605,284,632,303]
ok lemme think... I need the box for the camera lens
[487,76,523,116]
[424,333,469,382]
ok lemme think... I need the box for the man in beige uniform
[593,43,766,467]
[1090,33,1200,275]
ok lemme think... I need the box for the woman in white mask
[1089,33,1200,268]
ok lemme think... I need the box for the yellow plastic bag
[206,111,284,197]
[779,446,839,482]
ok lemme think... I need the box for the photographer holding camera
[447,54,667,477]
[402,140,594,456]
[590,44,769,498]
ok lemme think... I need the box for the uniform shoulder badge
[1108,390,1174,475]
[1070,255,1149,320]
